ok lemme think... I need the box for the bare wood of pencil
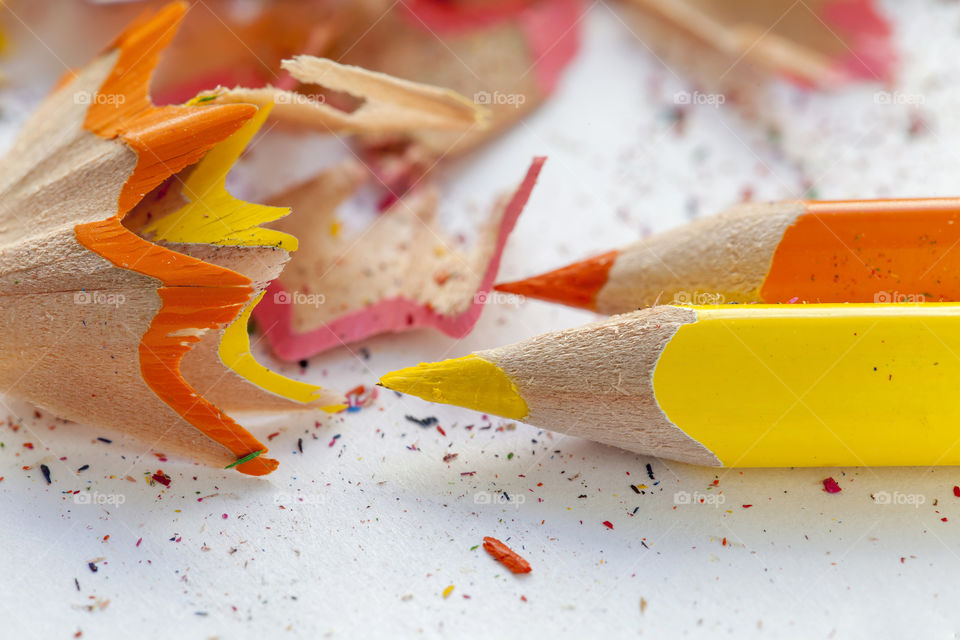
[381,306,714,464]
[495,198,960,313]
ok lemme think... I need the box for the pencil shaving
[256,157,546,361]
[0,1,485,475]
[619,0,895,95]
[197,56,488,134]
[338,0,582,159]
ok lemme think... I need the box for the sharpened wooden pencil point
[497,199,960,314]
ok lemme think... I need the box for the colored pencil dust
[381,303,960,468]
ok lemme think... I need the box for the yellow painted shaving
[219,292,346,412]
[150,101,338,408]
[145,102,296,249]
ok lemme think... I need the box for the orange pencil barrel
[762,198,960,303]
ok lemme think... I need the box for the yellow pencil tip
[379,355,528,420]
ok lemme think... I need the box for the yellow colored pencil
[381,303,960,467]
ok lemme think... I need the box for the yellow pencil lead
[379,355,529,420]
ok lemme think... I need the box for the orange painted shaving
[110,105,258,216]
[142,287,277,476]
[84,2,184,138]
[74,218,249,288]
[73,2,277,474]
[82,3,258,216]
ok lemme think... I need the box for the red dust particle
[953,486,960,497]
[152,470,171,487]
[822,477,842,493]
[602,521,614,530]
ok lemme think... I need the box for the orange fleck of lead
[482,536,532,574]
[495,250,619,311]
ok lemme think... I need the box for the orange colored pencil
[496,199,960,314]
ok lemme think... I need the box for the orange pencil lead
[495,250,619,311]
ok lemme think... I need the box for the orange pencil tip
[494,250,619,311]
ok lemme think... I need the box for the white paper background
[2,1,960,638]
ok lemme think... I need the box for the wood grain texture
[596,201,802,313]
[484,306,721,466]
